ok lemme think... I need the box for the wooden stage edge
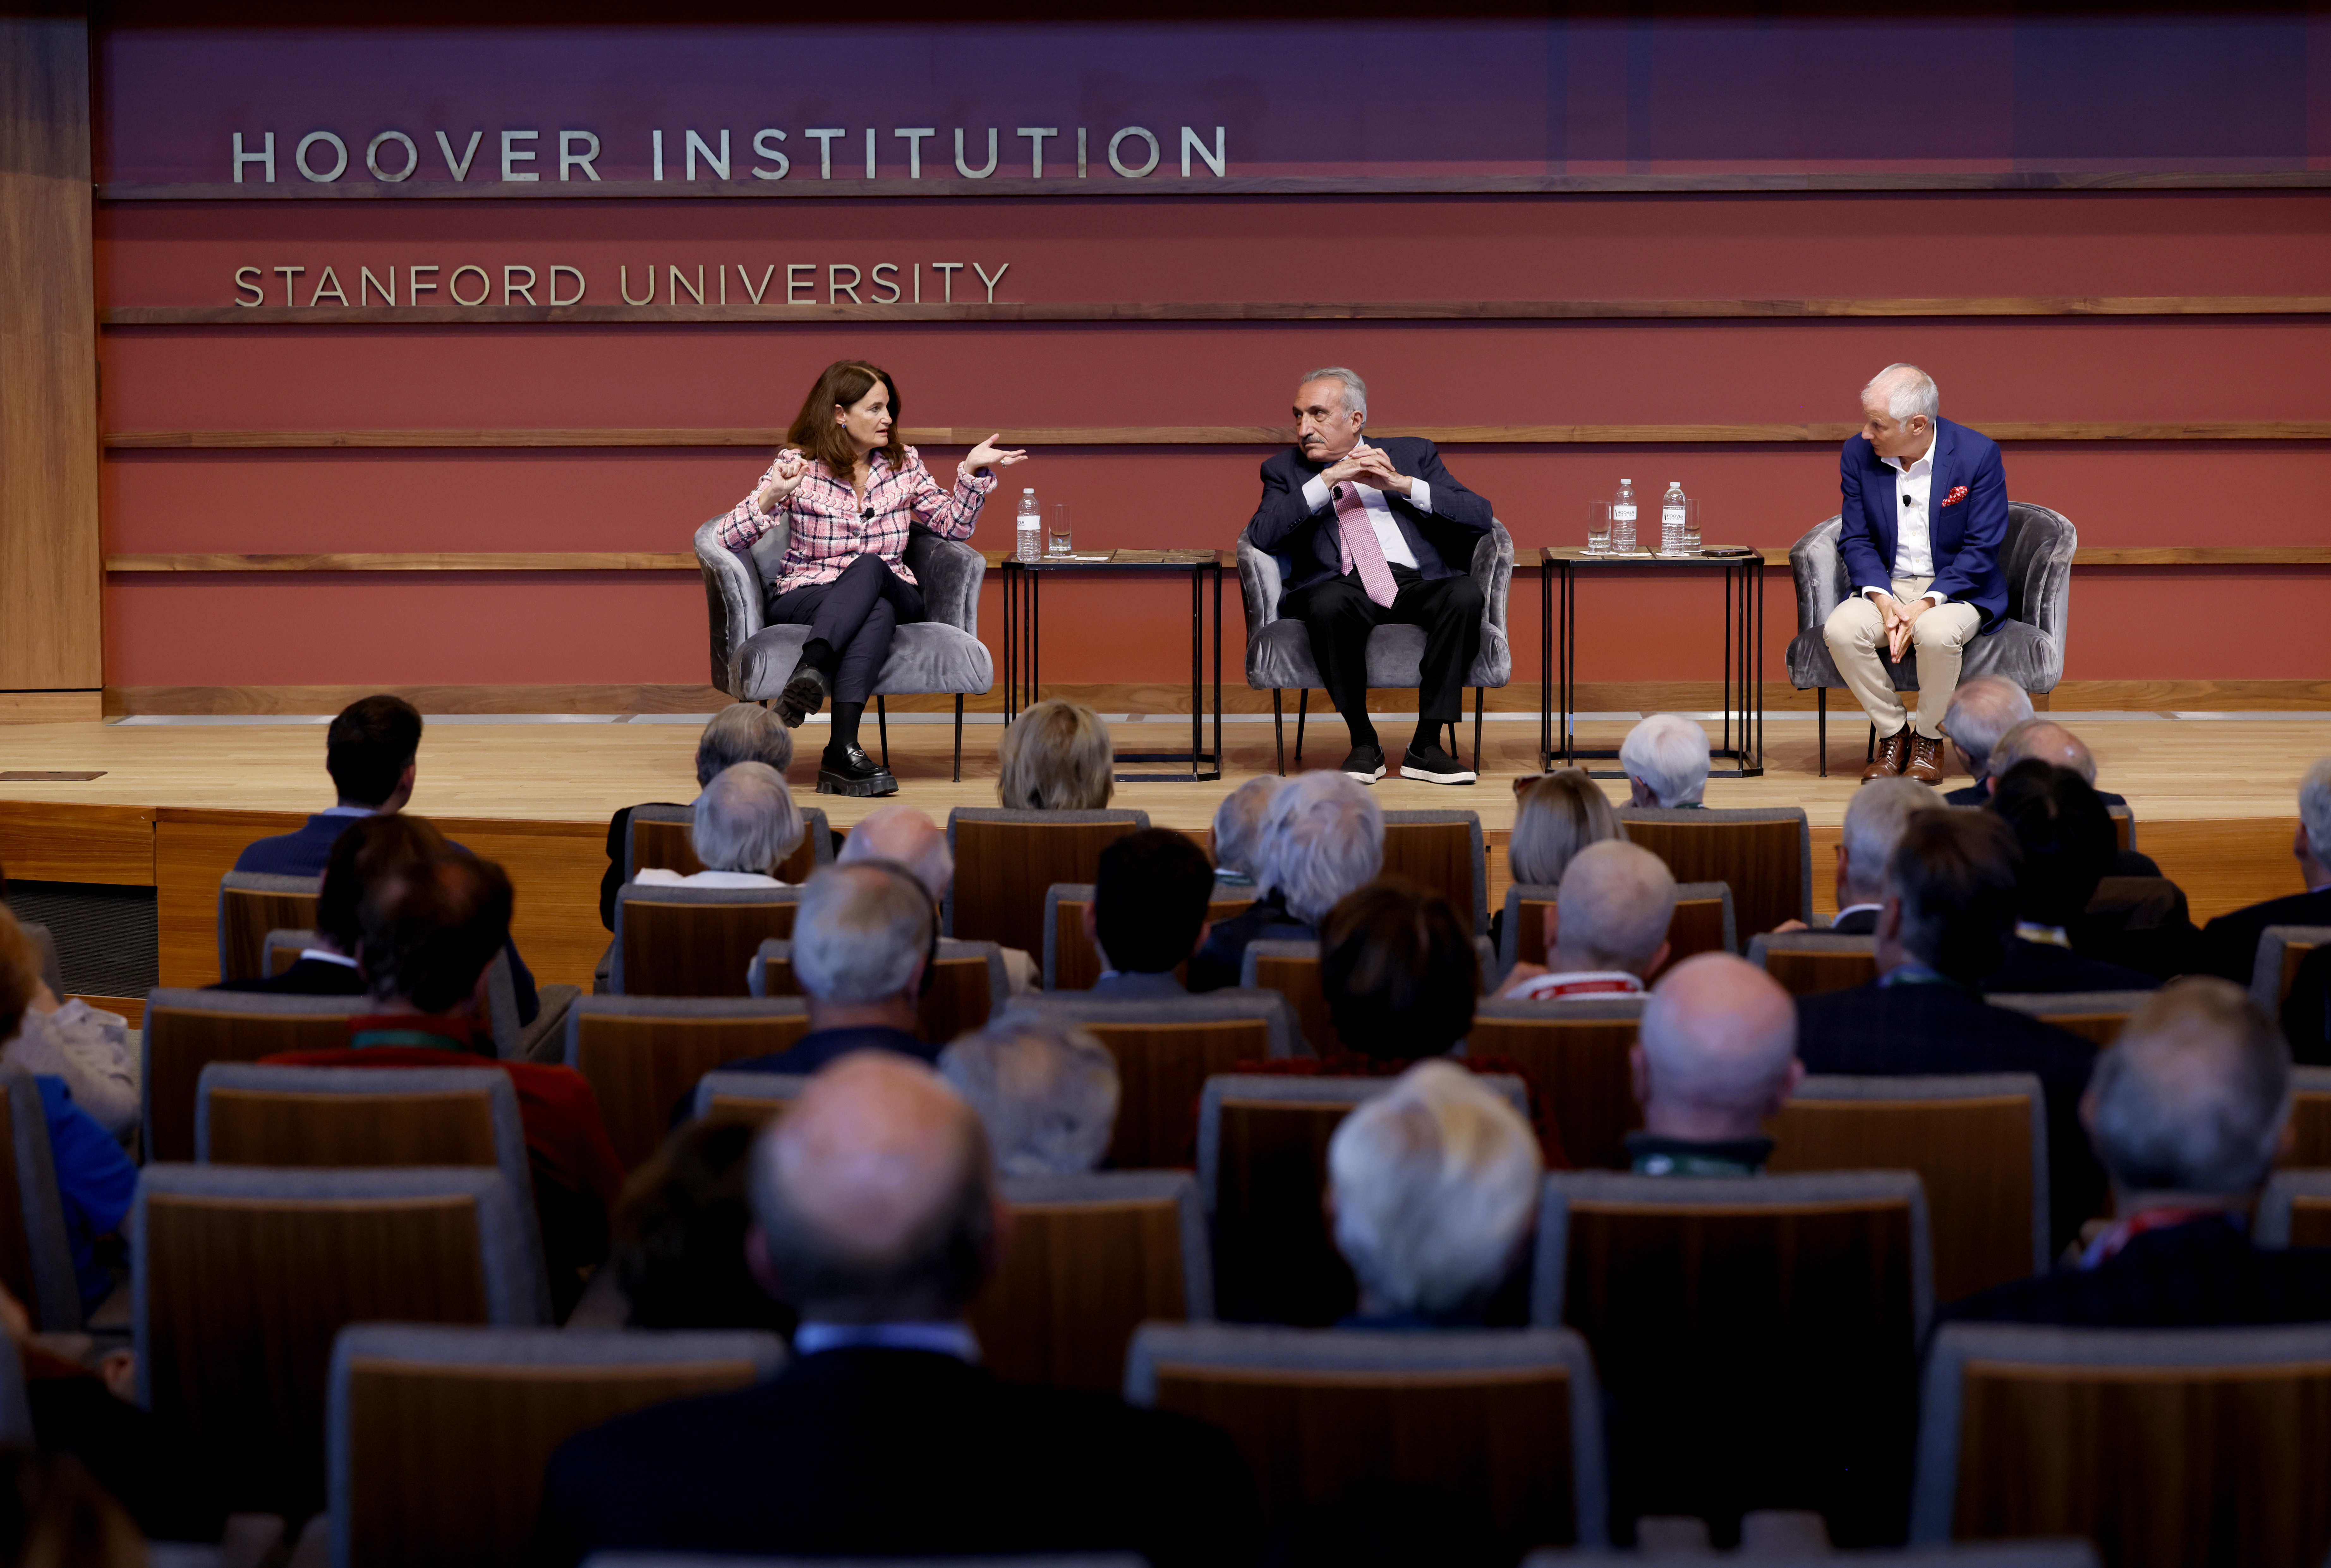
[2,709,2326,999]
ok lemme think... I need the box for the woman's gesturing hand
[963,434,1028,475]
[754,454,808,514]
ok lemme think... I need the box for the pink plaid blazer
[717,446,992,594]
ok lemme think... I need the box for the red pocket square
[1939,485,1970,507]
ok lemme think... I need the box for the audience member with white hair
[1627,953,1801,1176]
[710,862,939,1077]
[941,1016,1120,1175]
[1188,769,1383,992]
[1327,1060,1542,1328]
[1618,714,1710,808]
[1767,775,1936,938]
[839,806,1034,994]
[2199,756,2331,984]
[1938,675,2034,805]
[1208,776,1284,889]
[1503,840,1676,999]
[636,762,804,888]
[541,1053,1259,1565]
[601,702,796,928]
[1945,977,2331,1325]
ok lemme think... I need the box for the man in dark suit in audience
[709,862,938,1079]
[1944,978,2331,1325]
[1986,720,2159,874]
[232,694,543,1026]
[1794,811,2106,1253]
[1938,675,2033,807]
[2197,757,2331,985]
[1084,828,1216,999]
[1190,770,1381,992]
[1981,761,2158,995]
[1626,954,1802,1177]
[1829,777,1935,936]
[209,814,445,998]
[538,1052,1259,1567]
[2282,943,2331,1067]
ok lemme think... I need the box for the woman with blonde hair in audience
[1498,768,1626,958]
[996,699,1114,810]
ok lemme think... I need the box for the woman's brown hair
[785,360,906,475]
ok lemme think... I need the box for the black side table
[997,548,1225,782]
[1539,546,1765,778]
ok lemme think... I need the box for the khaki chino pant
[1822,575,1983,740]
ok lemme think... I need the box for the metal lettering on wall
[228,261,1014,309]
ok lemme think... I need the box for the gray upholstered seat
[1235,520,1515,773]
[2254,1168,2331,1248]
[689,1069,813,1123]
[2252,924,2331,1017]
[1784,503,2076,776]
[695,514,993,782]
[0,1061,89,1333]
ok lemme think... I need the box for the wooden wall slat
[0,801,154,885]
[0,15,100,693]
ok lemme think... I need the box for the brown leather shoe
[1861,728,1911,783]
[1906,734,1947,784]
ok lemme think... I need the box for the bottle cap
[1619,477,1631,484]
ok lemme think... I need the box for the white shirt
[1301,440,1432,572]
[1867,438,1944,606]
[633,869,785,889]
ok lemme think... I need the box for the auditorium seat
[2254,1169,2331,1249]
[752,937,1005,1046]
[1520,1545,2098,1567]
[1239,940,1337,1054]
[969,1170,1211,1394]
[0,1062,90,1333]
[698,515,994,782]
[1038,882,1256,991]
[1786,505,2074,777]
[2283,1069,2331,1168]
[1615,806,1811,942]
[133,1164,546,1514]
[2108,802,2135,856]
[1910,1322,2331,1567]
[1125,1321,1605,1553]
[943,807,1149,959]
[1497,881,1737,977]
[1988,990,2149,1049]
[2251,924,2331,1017]
[624,800,831,890]
[1469,996,1645,1171]
[1532,1169,1931,1545]
[326,1322,784,1568]
[141,988,364,1163]
[216,871,321,982]
[261,928,558,1061]
[1380,809,1490,936]
[1237,519,1516,776]
[689,1069,811,1129]
[1003,992,1303,1169]
[564,995,811,1169]
[1747,930,1879,997]
[1766,1073,2048,1305]
[1200,1073,1529,1327]
[612,884,803,997]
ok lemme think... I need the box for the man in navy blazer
[1825,364,2009,786]
[1248,366,1494,785]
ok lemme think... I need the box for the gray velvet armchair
[695,514,993,781]
[1786,502,2075,776]
[1236,520,1515,774]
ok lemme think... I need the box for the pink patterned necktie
[1332,475,1400,608]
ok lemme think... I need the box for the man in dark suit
[1980,761,2158,995]
[1190,771,1381,992]
[210,813,447,998]
[1824,365,2008,786]
[1829,776,1935,935]
[1084,828,1216,998]
[1248,367,1494,785]
[712,863,939,1079]
[232,694,541,1024]
[1944,978,2331,1325]
[1795,810,2105,1253]
[538,1051,1259,1567]
[2197,757,2331,985]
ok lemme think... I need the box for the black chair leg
[1817,688,1827,778]
[952,695,963,783]
[1867,723,1876,763]
[876,696,889,767]
[1273,691,1285,775]
[1472,687,1484,774]
[1294,690,1308,769]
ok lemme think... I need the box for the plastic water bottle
[1661,481,1688,555]
[1610,479,1638,553]
[1015,488,1042,563]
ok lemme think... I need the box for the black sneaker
[817,743,898,797]
[1401,742,1477,785]
[1339,744,1387,784]
[775,663,829,729]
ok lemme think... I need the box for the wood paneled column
[0,10,100,721]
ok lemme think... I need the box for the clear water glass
[1586,500,1612,554]
[1682,497,1703,554]
[1047,503,1073,555]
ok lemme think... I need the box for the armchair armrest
[1235,528,1284,633]
[1473,521,1515,641]
[904,529,985,638]
[1789,516,1849,638]
[694,515,766,696]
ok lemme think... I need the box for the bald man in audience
[1938,675,2034,807]
[1502,841,1676,999]
[539,1055,1258,1567]
[1626,954,1801,1176]
[839,806,1035,993]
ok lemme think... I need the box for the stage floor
[3,711,2325,995]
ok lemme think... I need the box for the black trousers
[1282,563,1484,733]
[767,553,927,705]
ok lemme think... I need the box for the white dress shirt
[633,869,785,889]
[1867,439,1943,606]
[1300,440,1432,572]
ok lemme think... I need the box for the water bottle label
[1612,504,1637,522]
[1663,506,1686,526]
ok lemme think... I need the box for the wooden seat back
[753,939,1002,1048]
[626,806,824,888]
[2286,1068,2331,1168]
[1242,941,1337,1054]
[1468,999,1644,1170]
[614,889,801,997]
[565,999,811,1169]
[1616,808,1809,942]
[690,1070,810,1131]
[1380,811,1487,935]
[1989,990,2150,1050]
[1748,931,1880,998]
[2250,925,2331,1015]
[1043,883,1254,991]
[1091,1018,1271,1169]
[1502,883,1734,981]
[218,876,321,983]
[204,1083,500,1171]
[142,991,365,1163]
[946,810,1147,957]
